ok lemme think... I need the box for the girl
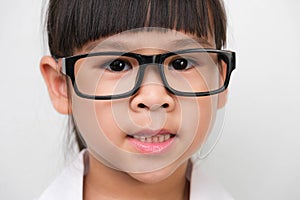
[39,0,236,199]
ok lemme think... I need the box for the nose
[130,66,175,112]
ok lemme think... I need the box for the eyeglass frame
[60,48,236,100]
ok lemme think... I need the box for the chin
[129,170,173,184]
[127,162,181,184]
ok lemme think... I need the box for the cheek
[94,101,125,145]
[180,96,217,155]
[71,93,124,147]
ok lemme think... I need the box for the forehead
[80,28,216,54]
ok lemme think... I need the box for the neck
[83,153,190,200]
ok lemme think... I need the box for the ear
[40,56,71,114]
[217,60,228,109]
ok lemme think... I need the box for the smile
[128,134,176,143]
[127,130,176,153]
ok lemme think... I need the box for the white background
[0,0,300,199]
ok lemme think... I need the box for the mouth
[126,130,176,154]
[127,133,176,142]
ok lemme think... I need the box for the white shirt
[38,150,233,200]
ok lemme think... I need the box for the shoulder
[37,150,87,200]
[190,159,234,200]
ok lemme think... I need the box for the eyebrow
[169,37,214,48]
[84,41,128,52]
[83,36,214,53]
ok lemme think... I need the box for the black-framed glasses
[61,48,236,100]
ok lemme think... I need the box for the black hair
[47,0,227,58]
[46,0,227,151]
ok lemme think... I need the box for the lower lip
[127,136,176,154]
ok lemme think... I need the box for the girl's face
[69,28,226,183]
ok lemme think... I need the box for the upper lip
[128,129,176,137]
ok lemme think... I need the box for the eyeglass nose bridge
[138,54,159,65]
[135,53,165,82]
[132,53,176,97]
[134,49,179,65]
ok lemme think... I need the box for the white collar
[38,150,233,200]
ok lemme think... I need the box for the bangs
[47,0,226,58]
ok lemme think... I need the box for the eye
[107,59,132,72]
[169,58,193,71]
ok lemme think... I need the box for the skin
[40,30,227,200]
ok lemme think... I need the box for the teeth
[159,135,165,142]
[132,134,173,143]
[164,134,170,140]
